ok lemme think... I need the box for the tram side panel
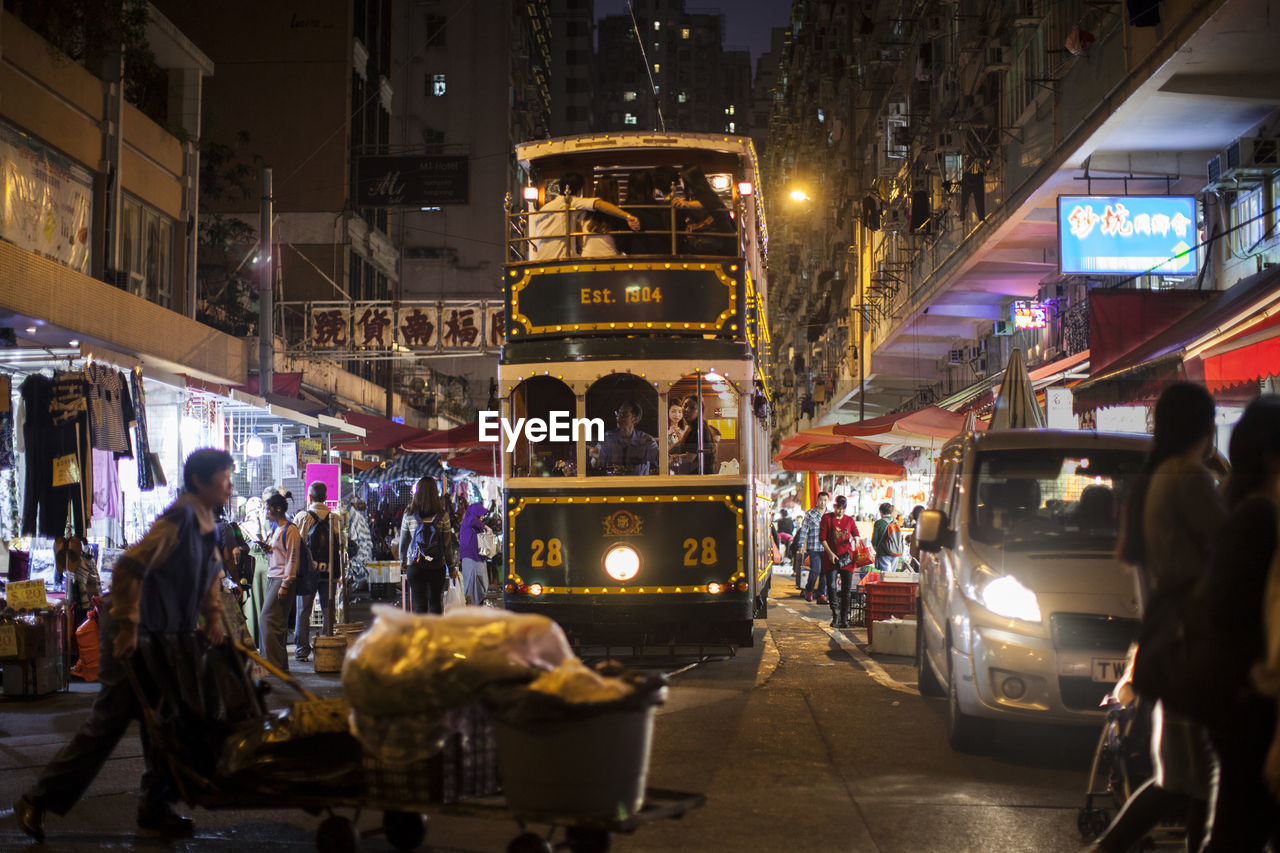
[503,487,754,646]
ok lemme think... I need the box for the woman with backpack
[398,477,456,614]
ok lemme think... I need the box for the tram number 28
[530,538,563,567]
[682,537,718,566]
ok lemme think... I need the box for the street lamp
[788,188,812,203]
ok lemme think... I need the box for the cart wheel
[1076,807,1111,840]
[316,815,360,853]
[507,831,553,853]
[566,826,611,853]
[383,810,426,851]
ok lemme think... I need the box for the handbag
[477,531,499,559]
[1130,583,1231,727]
[853,538,875,569]
[833,553,853,569]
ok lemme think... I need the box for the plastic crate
[362,704,499,805]
[865,582,917,644]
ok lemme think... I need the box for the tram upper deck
[503,133,768,351]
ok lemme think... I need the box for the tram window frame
[507,377,580,478]
[584,374,662,477]
[668,372,742,476]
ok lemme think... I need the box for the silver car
[915,429,1149,750]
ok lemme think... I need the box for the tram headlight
[706,582,724,595]
[603,545,640,581]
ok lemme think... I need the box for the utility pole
[259,167,274,397]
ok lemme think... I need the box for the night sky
[593,0,793,70]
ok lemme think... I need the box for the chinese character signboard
[354,302,394,349]
[310,305,350,348]
[1058,195,1198,276]
[355,156,469,207]
[397,305,439,349]
[485,305,505,348]
[441,302,482,350]
[1011,300,1048,330]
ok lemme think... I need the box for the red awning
[832,406,979,445]
[773,426,874,461]
[334,412,433,452]
[445,446,500,477]
[776,441,905,478]
[1201,311,1280,392]
[401,421,486,453]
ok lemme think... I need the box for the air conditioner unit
[1226,137,1280,172]
[1012,0,1043,26]
[984,46,1011,72]
[1206,150,1225,184]
[127,272,146,297]
[993,320,1013,336]
[882,204,909,231]
[966,343,984,360]
[947,348,965,365]
[886,101,909,118]
[935,130,959,152]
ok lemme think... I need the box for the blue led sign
[1057,195,1198,276]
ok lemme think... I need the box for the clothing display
[0,374,14,470]
[960,170,986,221]
[130,369,155,491]
[85,364,135,456]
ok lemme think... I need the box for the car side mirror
[916,509,953,552]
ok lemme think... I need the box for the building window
[624,113,638,125]
[566,20,588,37]
[681,27,690,39]
[566,49,588,65]
[1233,187,1264,250]
[677,91,687,103]
[653,20,661,31]
[427,73,446,96]
[727,122,735,133]
[566,105,589,121]
[424,14,446,46]
[653,63,660,73]
[121,196,173,309]
[623,90,637,101]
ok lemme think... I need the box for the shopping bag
[443,575,466,613]
[477,531,499,559]
[852,538,875,569]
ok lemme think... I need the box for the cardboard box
[871,618,917,656]
[3,656,66,696]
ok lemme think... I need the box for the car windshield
[969,448,1146,551]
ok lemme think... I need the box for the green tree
[196,133,263,337]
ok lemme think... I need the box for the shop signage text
[306,300,503,353]
[1058,195,1198,276]
[355,155,469,207]
[1011,300,1048,330]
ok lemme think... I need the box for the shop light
[710,173,731,192]
[25,327,36,334]
[737,181,753,196]
[246,434,264,458]
[522,186,540,202]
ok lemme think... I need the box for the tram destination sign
[355,155,469,207]
[507,263,743,338]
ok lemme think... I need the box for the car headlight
[604,544,640,581]
[970,567,1042,622]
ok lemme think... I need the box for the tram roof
[515,133,759,178]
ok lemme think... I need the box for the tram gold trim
[505,492,746,588]
[506,262,739,335]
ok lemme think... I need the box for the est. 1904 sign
[505,261,743,338]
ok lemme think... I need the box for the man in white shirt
[528,172,640,261]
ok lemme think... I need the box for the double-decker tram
[498,132,773,647]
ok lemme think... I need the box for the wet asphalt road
[0,569,1106,852]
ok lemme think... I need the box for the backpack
[305,510,334,566]
[884,520,905,556]
[290,522,319,596]
[407,515,447,568]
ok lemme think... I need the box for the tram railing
[505,203,742,263]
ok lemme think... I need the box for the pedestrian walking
[292,482,345,663]
[14,449,234,842]
[399,476,456,614]
[871,502,904,573]
[795,491,830,603]
[820,494,860,628]
[1086,382,1225,853]
[457,500,490,605]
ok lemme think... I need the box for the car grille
[1050,613,1139,652]
[1059,676,1111,712]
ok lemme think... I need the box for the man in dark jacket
[15,449,233,842]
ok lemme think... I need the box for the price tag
[6,579,47,610]
[0,623,18,658]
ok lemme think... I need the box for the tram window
[669,373,740,475]
[584,374,660,476]
[508,377,579,477]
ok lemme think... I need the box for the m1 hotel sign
[1057,195,1198,276]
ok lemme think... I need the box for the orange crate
[865,582,917,644]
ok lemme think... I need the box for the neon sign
[1011,300,1047,330]
[1058,195,1197,276]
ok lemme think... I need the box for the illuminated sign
[1058,195,1198,276]
[506,262,743,339]
[1011,300,1047,330]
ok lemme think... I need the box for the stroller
[1077,693,1155,840]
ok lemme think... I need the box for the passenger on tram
[652,165,708,253]
[527,172,639,261]
[580,176,624,259]
[679,165,737,256]
[619,170,670,256]
[587,400,660,476]
[667,401,686,449]
[670,396,718,475]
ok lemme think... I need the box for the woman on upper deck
[679,165,737,257]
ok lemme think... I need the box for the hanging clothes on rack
[130,368,155,491]
[20,371,91,539]
[85,363,135,456]
[0,373,14,470]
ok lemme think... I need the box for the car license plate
[1091,658,1127,683]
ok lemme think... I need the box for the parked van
[914,428,1149,750]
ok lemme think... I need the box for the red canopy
[445,446,500,477]
[773,426,874,462]
[334,412,432,452]
[401,421,487,453]
[832,406,979,445]
[776,441,905,478]
[1200,311,1280,392]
